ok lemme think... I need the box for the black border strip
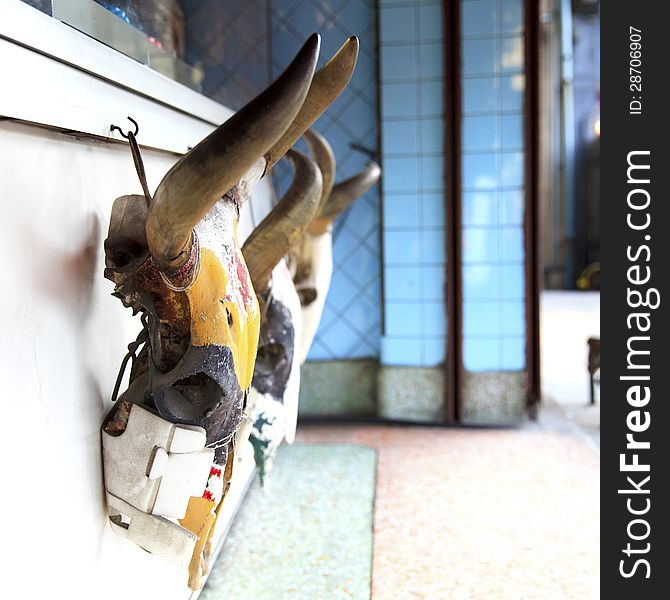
[444,0,462,424]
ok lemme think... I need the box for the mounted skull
[241,43,359,483]
[242,150,323,482]
[289,130,381,363]
[100,34,359,589]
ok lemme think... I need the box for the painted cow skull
[290,130,381,363]
[100,34,359,589]
[242,150,324,481]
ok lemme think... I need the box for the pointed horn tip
[305,32,322,53]
[293,33,321,75]
[334,36,359,63]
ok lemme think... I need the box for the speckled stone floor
[297,423,599,600]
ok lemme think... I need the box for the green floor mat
[201,443,377,600]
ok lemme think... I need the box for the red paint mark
[209,467,222,478]
[202,490,214,501]
[234,252,254,306]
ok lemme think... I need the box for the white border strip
[0,0,233,152]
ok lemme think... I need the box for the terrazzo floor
[297,422,600,600]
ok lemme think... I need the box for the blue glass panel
[500,229,524,262]
[501,114,524,150]
[462,227,499,263]
[463,115,499,151]
[384,193,419,228]
[499,37,524,72]
[501,0,524,34]
[385,302,422,336]
[423,337,446,366]
[420,81,444,115]
[382,336,423,366]
[463,191,497,226]
[384,230,421,265]
[500,152,524,186]
[421,266,446,301]
[462,39,496,75]
[459,0,527,375]
[421,229,447,263]
[422,301,447,334]
[382,82,418,117]
[502,301,525,336]
[462,153,497,189]
[500,189,524,224]
[463,338,500,371]
[381,44,417,81]
[383,119,419,155]
[382,156,419,193]
[420,119,444,153]
[463,301,502,336]
[461,0,497,36]
[500,263,525,299]
[420,192,446,227]
[419,42,444,78]
[501,338,525,370]
[501,75,525,110]
[462,264,497,299]
[420,156,445,189]
[419,3,443,39]
[381,5,417,43]
[385,266,421,301]
[462,77,498,113]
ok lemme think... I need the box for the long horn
[303,129,335,211]
[321,162,381,221]
[243,150,323,295]
[146,34,321,272]
[264,36,359,171]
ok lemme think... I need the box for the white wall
[0,120,272,599]
[540,291,600,406]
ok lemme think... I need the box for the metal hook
[110,116,140,140]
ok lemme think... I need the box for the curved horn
[146,34,321,272]
[320,161,381,223]
[243,150,323,295]
[264,36,359,171]
[303,129,335,211]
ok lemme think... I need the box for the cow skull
[242,150,324,481]
[290,130,381,363]
[100,34,359,589]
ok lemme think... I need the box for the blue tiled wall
[379,0,447,368]
[460,0,526,372]
[181,0,271,109]
[270,0,382,361]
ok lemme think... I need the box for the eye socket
[105,237,145,269]
[256,342,286,367]
[298,288,317,306]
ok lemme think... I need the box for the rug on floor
[200,443,377,600]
